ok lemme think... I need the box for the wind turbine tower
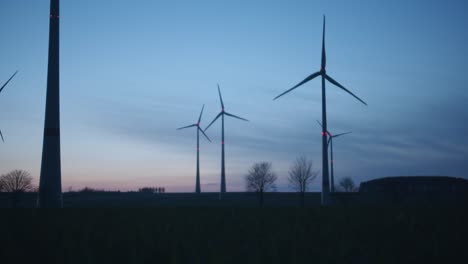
[317,121,351,192]
[38,0,62,208]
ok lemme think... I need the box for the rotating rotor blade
[333,131,352,138]
[0,129,4,142]
[273,71,321,100]
[204,112,222,132]
[224,111,248,122]
[316,120,331,136]
[217,84,224,109]
[177,124,197,130]
[0,71,18,94]
[325,74,367,106]
[322,16,326,70]
[198,104,205,123]
[316,120,323,128]
[199,127,211,142]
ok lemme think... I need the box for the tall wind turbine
[0,71,18,142]
[38,0,62,208]
[177,104,211,193]
[273,16,367,205]
[205,84,248,193]
[317,120,351,192]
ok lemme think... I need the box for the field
[1,193,467,263]
[1,192,325,208]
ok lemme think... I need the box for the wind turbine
[0,71,18,142]
[317,120,351,192]
[38,0,62,208]
[177,104,211,193]
[273,16,367,205]
[205,84,248,193]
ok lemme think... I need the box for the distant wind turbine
[273,16,367,205]
[317,120,351,192]
[177,104,211,193]
[0,71,18,142]
[205,84,248,193]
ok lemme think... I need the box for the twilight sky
[0,0,467,192]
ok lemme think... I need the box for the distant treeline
[65,186,166,194]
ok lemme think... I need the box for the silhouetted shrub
[0,170,35,208]
[338,177,358,192]
[78,187,104,193]
[0,170,34,193]
[138,187,159,194]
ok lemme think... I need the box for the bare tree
[288,156,319,207]
[0,170,34,208]
[0,170,34,192]
[245,162,277,207]
[339,177,358,192]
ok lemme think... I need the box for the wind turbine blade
[0,129,4,143]
[0,71,18,94]
[199,127,211,142]
[322,16,326,70]
[204,112,222,132]
[327,136,331,145]
[325,74,367,106]
[316,120,323,128]
[316,120,331,136]
[198,104,205,123]
[177,124,197,130]
[273,71,321,100]
[224,111,249,122]
[333,131,352,138]
[217,84,224,109]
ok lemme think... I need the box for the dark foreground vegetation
[0,208,467,263]
[0,192,324,208]
[1,191,467,263]
[1,190,467,208]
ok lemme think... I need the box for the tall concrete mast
[38,0,62,208]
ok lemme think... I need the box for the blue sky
[0,0,467,192]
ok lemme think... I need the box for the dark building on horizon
[358,176,468,206]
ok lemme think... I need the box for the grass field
[1,207,466,263]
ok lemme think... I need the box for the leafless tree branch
[338,177,358,192]
[0,170,34,193]
[288,156,319,193]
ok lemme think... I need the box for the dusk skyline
[1,0,467,192]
